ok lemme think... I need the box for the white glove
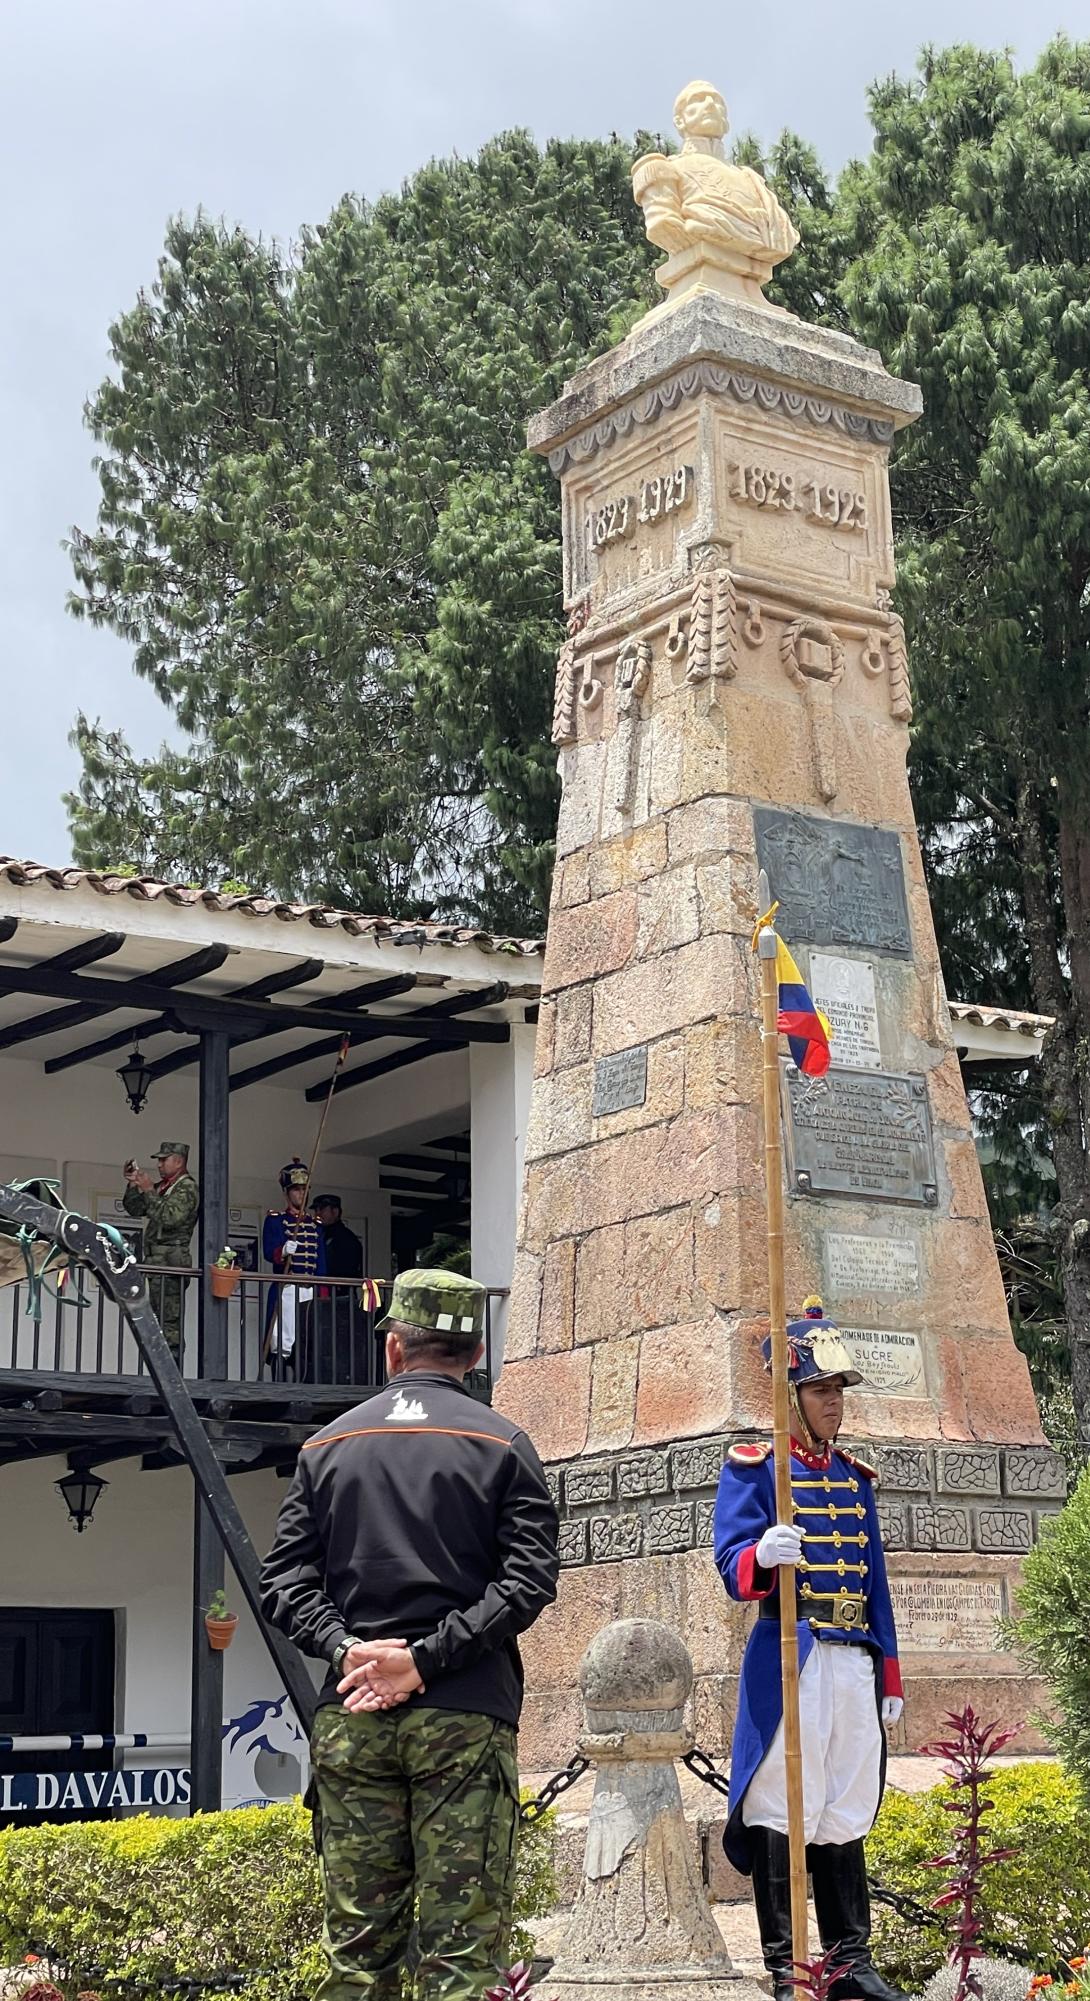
[882,1696,904,1726]
[284,1239,299,1257]
[755,1523,804,1569]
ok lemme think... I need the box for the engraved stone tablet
[810,953,881,1070]
[593,1044,648,1116]
[826,1233,920,1297]
[784,1068,938,1205]
[890,1576,1005,1652]
[841,1327,924,1395]
[754,807,911,956]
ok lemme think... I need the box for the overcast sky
[0,0,1076,868]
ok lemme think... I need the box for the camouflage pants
[310,1702,520,2001]
[147,1271,187,1358]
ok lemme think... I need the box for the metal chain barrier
[682,1745,732,1800]
[519,1751,590,1823]
[680,1740,1036,1970]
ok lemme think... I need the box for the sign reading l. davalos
[1,1767,190,1812]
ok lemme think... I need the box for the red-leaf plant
[486,1966,550,2001]
[921,1705,1022,2001]
[789,1945,857,2001]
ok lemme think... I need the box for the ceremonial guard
[714,1300,904,2001]
[263,1159,325,1377]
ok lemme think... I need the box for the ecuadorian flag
[776,936,832,1077]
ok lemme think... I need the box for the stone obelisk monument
[497,79,1063,1770]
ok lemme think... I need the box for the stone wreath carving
[780,615,846,804]
[551,596,592,746]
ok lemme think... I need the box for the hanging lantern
[117,1041,152,1115]
[56,1464,108,1533]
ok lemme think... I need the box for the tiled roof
[949,1001,1052,1037]
[0,858,545,958]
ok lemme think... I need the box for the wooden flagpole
[303,1033,353,1212]
[755,872,809,1971]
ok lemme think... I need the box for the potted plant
[210,1245,240,1299]
[204,1589,238,1650]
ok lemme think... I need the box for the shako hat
[279,1157,310,1191]
[761,1296,862,1388]
[376,1266,487,1339]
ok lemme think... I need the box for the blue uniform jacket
[713,1438,901,1872]
[262,1209,326,1332]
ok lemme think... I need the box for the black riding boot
[749,1824,796,2001]
[808,1840,905,2001]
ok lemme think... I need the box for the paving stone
[564,1461,616,1508]
[1003,1448,1067,1499]
[558,1520,589,1567]
[590,1513,644,1563]
[617,1449,669,1498]
[909,1503,971,1551]
[670,1439,725,1490]
[936,1447,1000,1497]
[974,1506,1033,1553]
[645,1502,694,1554]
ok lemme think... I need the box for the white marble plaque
[826,1233,920,1296]
[842,1326,924,1395]
[890,1576,1005,1652]
[809,953,881,1070]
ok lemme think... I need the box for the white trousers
[743,1641,881,1845]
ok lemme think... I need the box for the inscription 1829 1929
[754,807,912,957]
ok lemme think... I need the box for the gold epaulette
[839,1449,878,1486]
[727,1440,772,1466]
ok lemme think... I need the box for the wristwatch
[332,1638,362,1675]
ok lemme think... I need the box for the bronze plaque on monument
[754,807,912,957]
[784,1067,938,1205]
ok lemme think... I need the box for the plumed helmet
[761,1295,862,1387]
[279,1157,309,1192]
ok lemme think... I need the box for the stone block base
[516,1434,1061,1770]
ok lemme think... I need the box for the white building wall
[1,1454,312,1805]
[469,1025,536,1368]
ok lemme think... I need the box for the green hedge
[867,1760,1090,1990]
[0,1796,555,2000]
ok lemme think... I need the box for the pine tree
[66,138,665,928]
[842,38,1090,1434]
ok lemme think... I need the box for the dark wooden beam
[380,1174,464,1196]
[44,932,127,973]
[45,955,327,1076]
[0,959,507,1046]
[191,1487,224,1810]
[0,1407,318,1448]
[198,1029,231,1378]
[223,974,419,1092]
[0,943,231,1055]
[302,986,509,1102]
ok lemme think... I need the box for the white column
[470,1025,536,1370]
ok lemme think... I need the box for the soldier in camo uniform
[259,1268,559,2001]
[122,1141,199,1359]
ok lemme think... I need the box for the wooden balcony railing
[0,1269,503,1399]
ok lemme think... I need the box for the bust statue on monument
[632,80,799,318]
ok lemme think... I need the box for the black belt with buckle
[759,1591,869,1632]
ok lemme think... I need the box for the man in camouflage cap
[122,1142,199,1359]
[260,1266,559,2000]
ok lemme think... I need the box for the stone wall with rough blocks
[497,286,1060,1765]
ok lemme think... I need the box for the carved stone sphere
[578,1617,694,1716]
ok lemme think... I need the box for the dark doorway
[0,1607,115,1825]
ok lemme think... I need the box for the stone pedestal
[496,287,1063,1768]
[550,1618,761,2000]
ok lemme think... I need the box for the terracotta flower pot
[210,1265,240,1299]
[204,1613,238,1651]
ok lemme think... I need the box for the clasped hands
[752,1524,904,1728]
[337,1638,425,1714]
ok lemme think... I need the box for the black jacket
[321,1218,363,1280]
[259,1371,559,1727]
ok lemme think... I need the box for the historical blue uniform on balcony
[714,1300,904,2001]
[263,1159,325,1372]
